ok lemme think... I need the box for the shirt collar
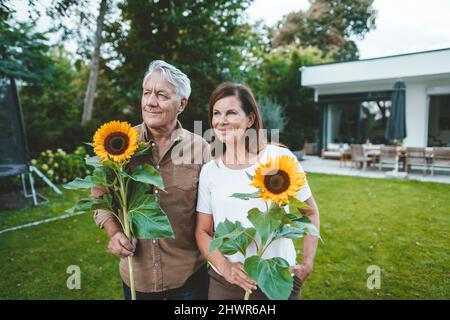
[141,120,185,143]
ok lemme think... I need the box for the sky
[247,0,450,59]
[11,0,450,60]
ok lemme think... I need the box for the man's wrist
[104,219,122,238]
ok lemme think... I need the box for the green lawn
[0,174,449,299]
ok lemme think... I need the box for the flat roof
[300,48,450,88]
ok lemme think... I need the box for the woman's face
[211,95,255,145]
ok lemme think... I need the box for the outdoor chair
[430,148,450,176]
[350,144,372,170]
[321,143,344,160]
[405,147,429,175]
[379,146,398,171]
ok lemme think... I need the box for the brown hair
[208,82,266,158]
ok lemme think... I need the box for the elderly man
[92,60,210,300]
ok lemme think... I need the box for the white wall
[405,79,450,147]
[404,81,427,147]
[314,77,450,147]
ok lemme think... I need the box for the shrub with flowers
[0,146,93,193]
[32,146,92,185]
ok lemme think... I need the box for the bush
[258,97,287,132]
[32,146,92,186]
[0,146,92,193]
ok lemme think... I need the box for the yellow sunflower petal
[252,155,307,206]
[92,121,138,163]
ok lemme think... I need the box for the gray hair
[142,60,191,99]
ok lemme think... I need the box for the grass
[0,173,449,299]
[297,174,450,300]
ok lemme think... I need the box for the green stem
[260,235,274,257]
[118,173,136,300]
[123,205,136,300]
[244,231,260,254]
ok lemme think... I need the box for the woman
[195,82,320,300]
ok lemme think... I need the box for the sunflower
[93,121,139,163]
[251,155,306,206]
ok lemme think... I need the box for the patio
[300,155,450,184]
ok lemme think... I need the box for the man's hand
[108,232,137,258]
[290,262,313,283]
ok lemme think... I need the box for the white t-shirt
[196,144,313,271]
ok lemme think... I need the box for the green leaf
[244,256,293,300]
[127,181,173,239]
[63,168,106,190]
[129,164,164,190]
[288,196,312,214]
[132,141,153,157]
[245,171,254,181]
[273,224,306,240]
[295,222,320,239]
[86,155,118,171]
[64,177,97,190]
[247,206,283,246]
[91,193,114,212]
[85,156,102,168]
[280,214,321,240]
[230,191,260,200]
[209,219,256,256]
[65,198,107,214]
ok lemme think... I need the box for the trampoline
[0,75,61,205]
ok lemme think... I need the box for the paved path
[300,156,450,184]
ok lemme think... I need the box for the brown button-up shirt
[92,121,210,293]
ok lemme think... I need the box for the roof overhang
[300,48,450,98]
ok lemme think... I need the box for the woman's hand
[221,261,257,294]
[290,262,313,283]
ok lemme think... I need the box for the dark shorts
[123,264,209,300]
[208,267,302,300]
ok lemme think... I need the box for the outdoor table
[363,145,381,168]
[340,148,352,167]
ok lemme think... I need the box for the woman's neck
[222,141,261,167]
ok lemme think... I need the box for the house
[300,48,450,154]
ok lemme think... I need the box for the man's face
[141,72,183,129]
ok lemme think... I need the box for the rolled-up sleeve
[281,147,313,202]
[91,186,116,228]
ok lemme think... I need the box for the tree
[107,0,255,131]
[81,0,109,126]
[271,0,376,61]
[249,45,331,149]
[0,4,53,83]
[19,49,87,156]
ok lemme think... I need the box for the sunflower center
[104,132,129,155]
[264,170,290,194]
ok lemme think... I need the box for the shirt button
[154,263,158,267]
[156,165,160,169]
[155,190,158,194]
[152,240,156,244]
